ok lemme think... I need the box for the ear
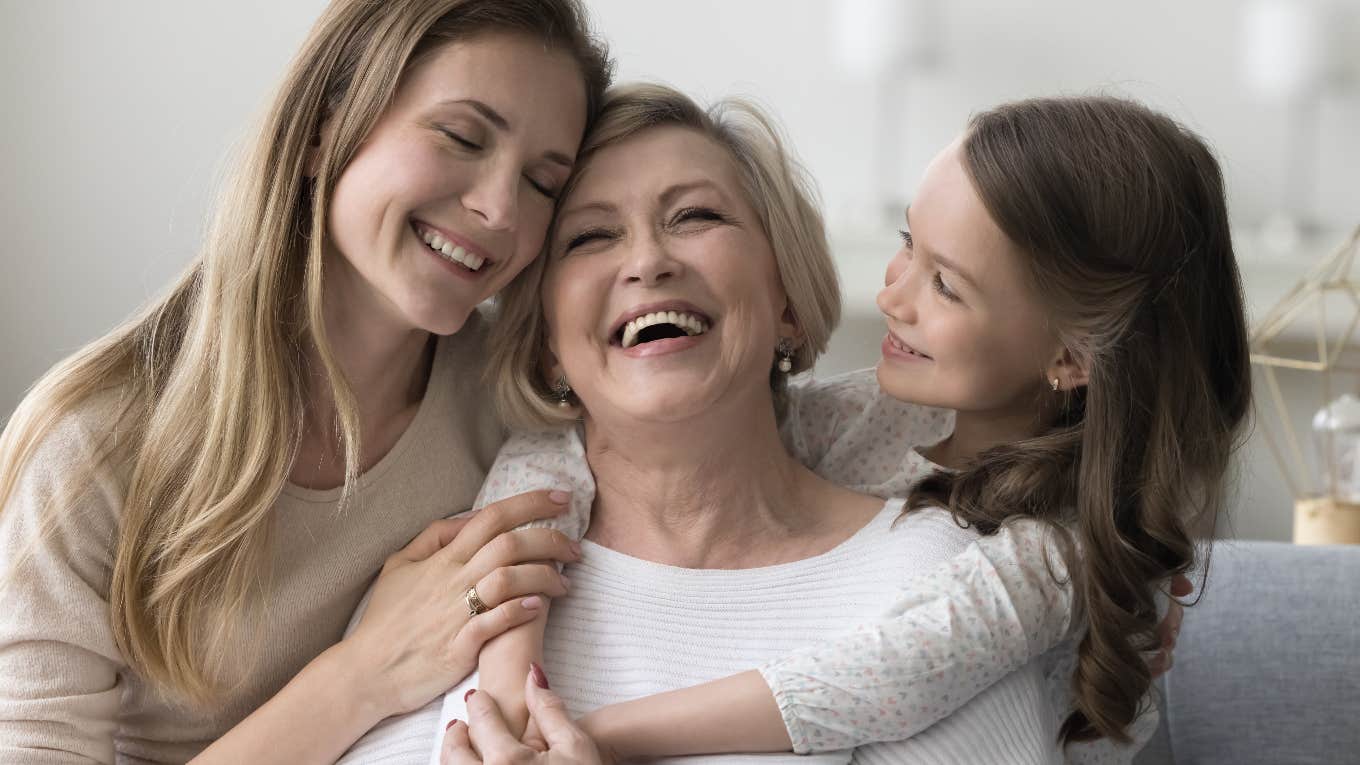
[1046,346,1090,392]
[304,118,333,179]
[777,302,803,349]
[538,341,565,390]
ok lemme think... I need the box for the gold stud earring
[552,376,573,408]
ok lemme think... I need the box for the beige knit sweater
[0,314,504,764]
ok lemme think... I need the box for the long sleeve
[759,518,1078,754]
[0,413,127,764]
[470,427,594,542]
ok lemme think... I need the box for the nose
[876,249,918,325]
[461,161,519,232]
[622,230,682,286]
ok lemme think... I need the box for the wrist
[316,640,389,734]
[578,705,628,763]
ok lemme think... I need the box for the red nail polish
[530,661,550,690]
[445,717,460,731]
[464,689,476,703]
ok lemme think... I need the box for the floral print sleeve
[472,426,594,542]
[757,518,1080,753]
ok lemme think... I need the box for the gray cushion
[1132,541,1360,764]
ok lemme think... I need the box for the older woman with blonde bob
[347,83,1075,765]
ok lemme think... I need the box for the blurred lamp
[1252,226,1360,544]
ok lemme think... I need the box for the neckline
[281,334,451,504]
[578,498,905,580]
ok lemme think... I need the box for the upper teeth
[419,228,485,271]
[620,311,709,349]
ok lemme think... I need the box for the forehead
[913,141,1027,287]
[566,125,748,207]
[393,32,585,131]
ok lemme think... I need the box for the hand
[1148,573,1192,677]
[442,663,609,765]
[341,490,580,718]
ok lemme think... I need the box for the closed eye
[526,176,558,200]
[439,127,481,151]
[672,206,728,226]
[898,229,913,248]
[564,227,617,252]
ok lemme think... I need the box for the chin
[410,303,477,336]
[875,361,931,407]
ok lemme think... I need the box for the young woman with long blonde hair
[0,1,611,761]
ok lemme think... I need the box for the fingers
[442,720,480,765]
[465,690,531,763]
[391,514,477,566]
[524,663,598,760]
[440,491,572,564]
[474,563,570,610]
[449,597,546,666]
[462,528,581,583]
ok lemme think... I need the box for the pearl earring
[776,339,794,373]
[1050,377,1061,392]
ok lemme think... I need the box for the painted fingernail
[549,490,571,504]
[464,689,476,703]
[530,661,550,690]
[521,595,543,610]
[446,717,461,731]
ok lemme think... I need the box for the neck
[294,254,435,484]
[583,390,826,568]
[926,403,1043,470]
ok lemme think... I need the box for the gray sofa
[1132,540,1360,765]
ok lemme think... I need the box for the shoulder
[787,368,953,445]
[887,502,982,561]
[2,387,131,593]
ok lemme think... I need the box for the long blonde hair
[0,0,609,703]
[489,83,840,429]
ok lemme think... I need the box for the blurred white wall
[5,0,1359,540]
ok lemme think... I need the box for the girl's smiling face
[325,32,587,337]
[876,139,1065,419]
[541,125,797,426]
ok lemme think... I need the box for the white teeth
[419,227,485,271]
[619,310,710,349]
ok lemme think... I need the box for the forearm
[475,605,550,739]
[190,643,385,765]
[581,670,789,760]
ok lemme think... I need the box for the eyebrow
[556,180,728,227]
[436,98,575,169]
[659,179,726,207]
[904,206,980,290]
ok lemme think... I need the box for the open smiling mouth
[613,310,711,349]
[414,223,487,273]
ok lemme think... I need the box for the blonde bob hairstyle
[0,0,609,703]
[488,83,841,430]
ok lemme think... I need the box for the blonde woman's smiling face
[325,32,587,336]
[542,126,797,426]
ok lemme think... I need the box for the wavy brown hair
[907,96,1251,743]
[0,0,610,703]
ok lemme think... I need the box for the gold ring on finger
[464,586,489,617]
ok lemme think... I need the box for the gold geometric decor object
[1249,225,1360,544]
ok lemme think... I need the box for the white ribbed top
[540,500,1061,765]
